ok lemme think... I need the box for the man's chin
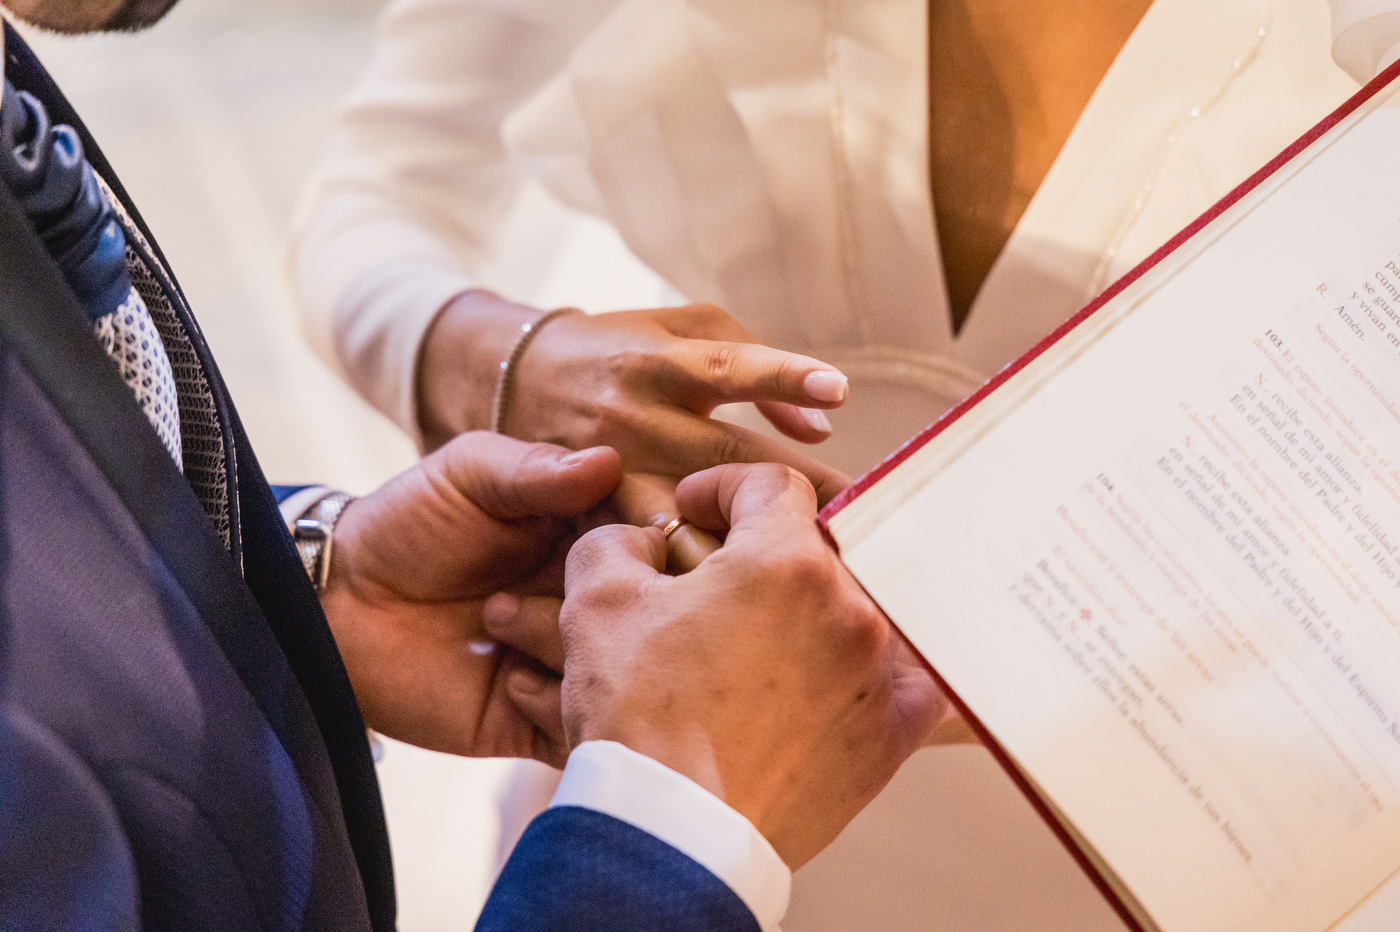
[4,0,179,34]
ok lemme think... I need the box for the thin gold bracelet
[489,307,581,434]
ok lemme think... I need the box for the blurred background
[12,0,669,926]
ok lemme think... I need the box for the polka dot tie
[2,79,182,467]
[92,284,182,464]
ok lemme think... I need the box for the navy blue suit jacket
[0,26,757,932]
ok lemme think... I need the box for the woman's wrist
[415,289,538,449]
[490,307,582,434]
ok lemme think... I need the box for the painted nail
[803,370,848,404]
[802,407,833,433]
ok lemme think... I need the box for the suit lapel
[229,412,398,931]
[0,34,395,928]
[7,21,245,564]
[0,177,347,845]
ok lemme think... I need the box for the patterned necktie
[0,78,183,466]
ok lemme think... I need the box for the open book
[819,60,1400,932]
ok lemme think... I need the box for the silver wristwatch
[292,491,355,593]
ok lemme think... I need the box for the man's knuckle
[564,574,607,615]
[759,461,801,482]
[790,548,836,588]
[844,601,890,656]
[566,529,609,573]
[502,445,560,509]
[779,463,810,488]
[752,541,828,591]
[516,441,558,473]
[753,462,814,503]
[578,523,625,552]
[576,576,637,617]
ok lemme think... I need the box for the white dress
[289,0,1397,927]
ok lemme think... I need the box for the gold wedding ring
[652,513,721,575]
[612,474,722,575]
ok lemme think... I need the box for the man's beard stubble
[4,0,179,34]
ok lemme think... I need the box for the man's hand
[557,463,945,868]
[320,432,621,766]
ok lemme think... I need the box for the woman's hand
[416,290,852,503]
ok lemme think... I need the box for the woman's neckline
[928,0,1155,335]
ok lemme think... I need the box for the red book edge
[815,56,1400,932]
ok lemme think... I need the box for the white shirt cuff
[276,485,332,535]
[552,740,791,931]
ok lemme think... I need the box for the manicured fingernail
[802,407,832,433]
[483,592,521,628]
[803,370,848,404]
[561,446,614,467]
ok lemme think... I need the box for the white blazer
[289,1,1400,928]
[291,0,1392,470]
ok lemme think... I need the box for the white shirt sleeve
[1327,0,1400,83]
[275,485,333,534]
[552,740,792,932]
[287,0,623,443]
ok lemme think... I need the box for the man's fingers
[483,593,565,672]
[505,665,567,761]
[674,462,824,546]
[565,524,666,601]
[642,409,850,506]
[433,432,622,521]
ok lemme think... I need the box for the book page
[832,86,1400,932]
